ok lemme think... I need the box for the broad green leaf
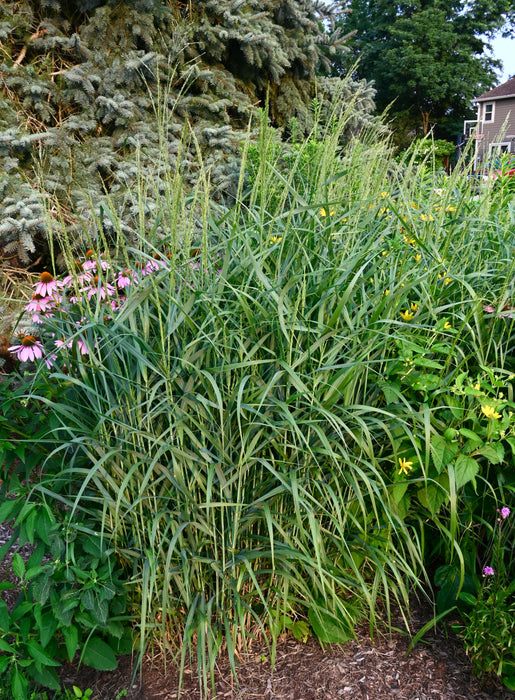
[39,612,58,648]
[417,475,449,516]
[429,433,456,474]
[0,599,10,632]
[0,638,14,653]
[478,443,504,465]
[413,357,443,369]
[411,373,440,392]
[308,607,354,644]
[63,623,79,662]
[0,497,19,524]
[26,639,61,667]
[12,552,25,580]
[291,620,310,643]
[459,428,482,444]
[12,669,29,700]
[454,454,479,490]
[30,665,60,691]
[81,636,118,671]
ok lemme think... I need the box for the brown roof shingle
[476,76,515,102]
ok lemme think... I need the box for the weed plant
[2,104,515,697]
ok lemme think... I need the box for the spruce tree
[0,0,375,266]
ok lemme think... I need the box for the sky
[488,34,515,82]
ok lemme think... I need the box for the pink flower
[34,271,58,297]
[8,335,45,362]
[60,270,93,288]
[483,566,495,576]
[43,353,57,369]
[25,294,52,314]
[483,305,495,313]
[498,507,511,520]
[55,337,73,350]
[116,270,135,290]
[75,337,89,355]
[86,280,116,300]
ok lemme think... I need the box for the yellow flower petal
[398,457,414,475]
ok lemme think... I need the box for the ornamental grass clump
[3,110,515,697]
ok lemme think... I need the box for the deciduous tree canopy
[335,0,514,143]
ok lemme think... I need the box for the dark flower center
[22,335,37,347]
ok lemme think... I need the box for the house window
[488,142,511,158]
[484,103,494,122]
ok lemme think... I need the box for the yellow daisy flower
[398,457,414,475]
[400,310,414,321]
[481,405,502,420]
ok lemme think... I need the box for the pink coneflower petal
[9,336,45,362]
[34,271,58,297]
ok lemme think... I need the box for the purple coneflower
[116,270,134,290]
[34,271,58,297]
[8,335,45,362]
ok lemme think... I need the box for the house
[461,75,515,168]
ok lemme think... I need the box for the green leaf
[417,475,449,516]
[430,433,456,474]
[26,639,61,667]
[0,638,14,653]
[81,636,118,671]
[12,553,25,580]
[411,373,441,392]
[0,497,19,524]
[63,623,79,662]
[478,443,504,464]
[12,669,29,700]
[39,612,58,648]
[31,665,60,691]
[413,357,443,369]
[308,606,354,644]
[0,599,10,632]
[291,620,310,643]
[454,454,479,489]
[459,428,482,444]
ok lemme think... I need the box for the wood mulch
[58,604,515,700]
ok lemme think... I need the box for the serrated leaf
[26,639,61,667]
[459,428,482,444]
[478,443,504,465]
[39,612,58,648]
[63,623,79,662]
[12,668,29,700]
[454,454,479,489]
[0,599,10,633]
[0,498,19,524]
[81,636,118,671]
[12,552,25,579]
[0,638,14,653]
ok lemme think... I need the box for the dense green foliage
[0,0,375,268]
[335,0,514,143]
[2,110,515,697]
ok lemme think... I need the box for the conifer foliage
[0,0,375,266]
